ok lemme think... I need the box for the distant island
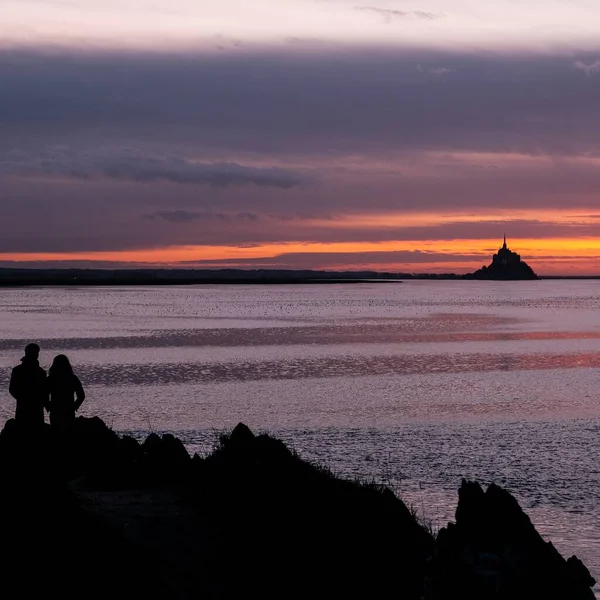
[465,236,538,280]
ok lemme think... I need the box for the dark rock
[141,432,191,476]
[567,556,596,589]
[228,422,255,447]
[161,433,191,465]
[120,434,142,458]
[0,418,594,600]
[141,431,162,454]
[193,424,434,599]
[425,479,596,600]
[0,461,168,598]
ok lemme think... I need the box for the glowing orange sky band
[3,238,600,265]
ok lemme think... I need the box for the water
[0,280,599,593]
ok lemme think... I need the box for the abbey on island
[466,235,538,280]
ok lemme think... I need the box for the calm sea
[0,281,599,593]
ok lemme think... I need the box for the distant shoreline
[0,268,598,287]
[0,277,403,287]
[1,277,599,287]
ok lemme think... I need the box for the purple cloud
[1,147,310,189]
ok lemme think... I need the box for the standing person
[9,343,48,428]
[47,354,85,432]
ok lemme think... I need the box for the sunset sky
[3,1,600,274]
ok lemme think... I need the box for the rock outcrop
[0,418,594,600]
[425,480,596,600]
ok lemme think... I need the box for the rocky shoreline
[0,417,595,599]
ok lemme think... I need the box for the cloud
[268,212,339,221]
[143,210,341,225]
[574,59,600,76]
[0,147,311,188]
[4,0,600,54]
[429,67,453,76]
[2,48,600,160]
[2,47,600,272]
[355,6,442,22]
[172,249,483,270]
[417,64,454,76]
[145,210,259,223]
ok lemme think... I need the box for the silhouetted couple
[9,343,85,431]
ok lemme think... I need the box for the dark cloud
[144,210,339,224]
[2,46,600,268]
[173,249,482,270]
[145,210,259,223]
[268,212,339,221]
[2,46,600,157]
[0,251,595,272]
[0,205,596,254]
[1,147,310,188]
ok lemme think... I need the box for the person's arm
[74,375,85,411]
[8,368,19,400]
[43,372,51,412]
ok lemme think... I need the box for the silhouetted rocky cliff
[0,417,593,599]
[426,480,595,599]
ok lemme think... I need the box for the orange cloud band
[2,237,600,274]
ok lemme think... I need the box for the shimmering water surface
[1,281,599,593]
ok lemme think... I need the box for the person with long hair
[47,354,85,431]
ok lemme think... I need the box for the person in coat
[9,343,48,428]
[47,354,85,432]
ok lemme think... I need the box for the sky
[2,1,600,274]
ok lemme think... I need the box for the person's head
[49,354,73,377]
[24,343,40,360]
